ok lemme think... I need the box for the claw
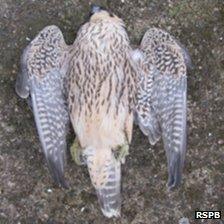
[114,143,129,164]
[70,139,85,165]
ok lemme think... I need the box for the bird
[15,5,190,218]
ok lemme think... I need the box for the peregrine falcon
[15,5,190,218]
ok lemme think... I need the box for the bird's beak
[91,4,102,14]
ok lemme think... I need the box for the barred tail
[96,158,121,218]
[84,147,121,218]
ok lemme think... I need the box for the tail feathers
[96,160,121,218]
[84,147,121,218]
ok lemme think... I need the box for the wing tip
[167,176,182,190]
[47,157,69,189]
[50,168,69,189]
[167,151,184,190]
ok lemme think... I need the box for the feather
[15,25,70,188]
[134,28,190,189]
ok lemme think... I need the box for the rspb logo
[195,211,221,219]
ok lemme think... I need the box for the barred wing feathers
[15,25,70,188]
[134,28,191,189]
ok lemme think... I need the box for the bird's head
[89,5,123,24]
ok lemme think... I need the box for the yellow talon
[70,138,84,165]
[115,143,129,164]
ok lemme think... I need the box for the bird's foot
[70,139,85,166]
[115,143,129,164]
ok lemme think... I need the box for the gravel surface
[0,0,223,223]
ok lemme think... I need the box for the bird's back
[68,18,135,149]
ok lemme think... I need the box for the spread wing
[133,28,191,189]
[15,25,71,188]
